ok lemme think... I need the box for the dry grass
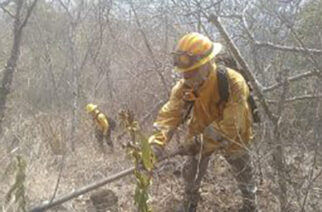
[0,113,321,212]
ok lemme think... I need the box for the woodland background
[0,0,321,211]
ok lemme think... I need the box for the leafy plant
[118,109,156,212]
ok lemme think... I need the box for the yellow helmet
[173,32,222,73]
[86,103,98,113]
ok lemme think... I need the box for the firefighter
[86,103,115,152]
[149,32,257,212]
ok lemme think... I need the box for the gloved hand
[148,133,166,160]
[179,136,201,156]
[203,124,223,141]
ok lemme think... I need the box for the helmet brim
[174,42,223,73]
[86,104,98,113]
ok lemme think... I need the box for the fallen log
[29,149,183,212]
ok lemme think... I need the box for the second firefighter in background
[86,103,116,152]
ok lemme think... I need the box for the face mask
[183,75,203,88]
[183,65,210,88]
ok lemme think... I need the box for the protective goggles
[172,45,214,70]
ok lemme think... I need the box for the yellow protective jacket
[93,110,110,135]
[153,63,253,156]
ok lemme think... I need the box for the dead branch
[48,153,66,205]
[217,10,322,56]
[0,0,39,134]
[236,10,320,93]
[254,41,322,56]
[276,70,289,118]
[129,0,169,93]
[263,71,316,92]
[275,12,322,79]
[28,149,183,212]
[0,3,15,18]
[0,0,12,7]
[20,0,39,29]
[207,13,276,122]
[29,166,135,212]
[267,94,322,104]
[301,100,322,212]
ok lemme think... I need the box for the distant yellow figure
[86,103,115,152]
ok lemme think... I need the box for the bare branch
[301,99,322,211]
[19,0,39,30]
[0,0,12,7]
[219,14,242,19]
[129,1,157,66]
[241,12,254,41]
[0,4,15,18]
[29,166,135,212]
[263,71,316,92]
[276,70,290,117]
[275,12,322,78]
[267,94,322,103]
[128,0,169,93]
[49,154,66,204]
[29,149,183,212]
[227,10,322,56]
[57,0,73,21]
[254,41,322,55]
[207,13,277,122]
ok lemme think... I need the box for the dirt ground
[0,120,321,212]
[0,143,272,211]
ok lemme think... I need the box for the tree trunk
[0,0,38,134]
[68,24,79,152]
[0,0,24,135]
[273,124,288,211]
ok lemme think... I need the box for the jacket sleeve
[150,82,185,146]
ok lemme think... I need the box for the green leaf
[119,110,153,212]
[141,136,155,171]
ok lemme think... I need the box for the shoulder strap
[217,65,261,123]
[216,65,230,105]
[182,66,230,124]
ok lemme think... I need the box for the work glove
[179,135,201,156]
[203,124,223,142]
[148,128,176,159]
[148,132,166,160]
